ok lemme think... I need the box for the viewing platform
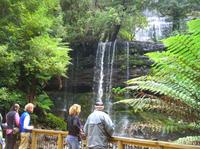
[30,129,200,149]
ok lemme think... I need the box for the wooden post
[117,140,123,149]
[57,134,63,149]
[31,131,37,149]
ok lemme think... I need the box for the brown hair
[10,103,20,111]
[69,104,81,116]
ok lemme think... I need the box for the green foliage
[149,0,200,31]
[41,113,66,130]
[36,93,53,112]
[174,136,200,145]
[61,0,147,42]
[118,19,200,143]
[119,29,133,41]
[0,45,20,86]
[0,0,71,102]
[0,87,26,111]
[112,87,127,95]
[25,35,70,78]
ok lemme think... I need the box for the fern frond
[188,19,200,33]
[122,19,200,141]
[174,136,200,145]
[127,80,199,109]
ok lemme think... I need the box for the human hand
[29,125,34,129]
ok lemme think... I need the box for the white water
[126,42,130,81]
[93,41,115,103]
[93,40,132,115]
[105,40,116,101]
[135,10,172,41]
[92,10,173,137]
[93,41,117,113]
[96,42,106,102]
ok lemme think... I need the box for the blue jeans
[67,135,80,149]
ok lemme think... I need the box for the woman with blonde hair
[66,104,82,149]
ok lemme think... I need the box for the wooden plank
[32,129,68,136]
[57,134,63,149]
[31,131,37,149]
[111,136,200,149]
[31,129,200,149]
[117,140,123,149]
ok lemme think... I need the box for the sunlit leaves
[0,0,71,102]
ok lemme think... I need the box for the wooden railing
[31,129,68,149]
[31,129,200,149]
[110,136,200,149]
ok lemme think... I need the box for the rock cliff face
[45,40,164,120]
[46,40,164,93]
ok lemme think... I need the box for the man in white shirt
[19,103,34,149]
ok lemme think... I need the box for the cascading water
[114,10,173,138]
[105,40,116,102]
[126,42,130,82]
[93,40,132,136]
[135,10,172,42]
[93,41,116,113]
[124,42,130,99]
[93,42,107,103]
[92,10,172,137]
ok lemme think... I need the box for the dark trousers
[6,133,17,149]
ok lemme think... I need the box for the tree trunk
[27,78,37,103]
[172,17,180,31]
[57,76,63,90]
[110,25,121,41]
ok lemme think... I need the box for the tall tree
[61,0,148,42]
[0,0,71,103]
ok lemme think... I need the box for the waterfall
[135,10,172,41]
[125,42,130,99]
[126,42,130,81]
[93,41,116,112]
[105,40,116,101]
[93,42,107,103]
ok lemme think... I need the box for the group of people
[66,101,114,149]
[1,103,34,149]
[1,101,113,149]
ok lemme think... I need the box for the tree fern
[118,19,200,143]
[174,136,200,145]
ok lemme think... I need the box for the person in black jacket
[5,104,20,149]
[66,104,82,149]
[0,113,3,148]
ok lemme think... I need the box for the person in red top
[5,103,20,149]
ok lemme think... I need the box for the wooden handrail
[31,129,68,149]
[31,129,200,149]
[111,136,200,149]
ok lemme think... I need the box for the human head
[24,103,34,113]
[69,104,81,116]
[10,103,20,112]
[94,101,104,111]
